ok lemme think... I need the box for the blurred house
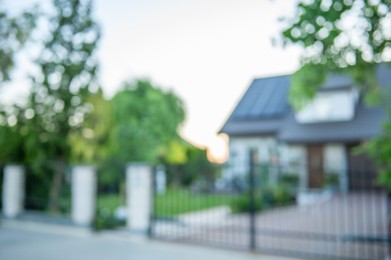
[220,64,391,192]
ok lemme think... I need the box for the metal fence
[1,156,389,259]
[149,151,390,260]
[24,162,72,216]
[0,164,3,210]
[0,160,127,229]
[94,161,127,230]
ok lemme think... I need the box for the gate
[23,161,72,222]
[94,161,127,230]
[149,151,390,260]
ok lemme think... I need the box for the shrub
[280,174,299,188]
[229,186,295,213]
[324,173,339,188]
[263,186,294,207]
[230,193,263,213]
[93,207,125,231]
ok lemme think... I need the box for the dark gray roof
[377,64,391,99]
[230,75,291,120]
[219,118,285,136]
[278,104,385,143]
[220,75,291,135]
[220,64,391,142]
[321,74,353,90]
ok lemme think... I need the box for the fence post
[388,191,391,259]
[2,165,25,218]
[71,165,96,226]
[249,149,258,251]
[126,163,153,234]
[155,165,166,195]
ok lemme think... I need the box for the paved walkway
[153,192,388,259]
[0,220,298,260]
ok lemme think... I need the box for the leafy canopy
[0,0,37,83]
[281,0,391,108]
[0,0,101,212]
[28,0,100,162]
[69,89,112,164]
[109,79,186,164]
[281,0,391,189]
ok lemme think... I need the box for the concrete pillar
[2,165,25,218]
[71,165,96,226]
[155,165,166,195]
[126,163,152,233]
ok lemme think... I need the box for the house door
[307,145,324,188]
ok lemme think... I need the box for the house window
[296,88,359,123]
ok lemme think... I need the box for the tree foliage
[281,0,391,190]
[0,0,101,211]
[0,0,198,211]
[109,79,185,164]
[0,119,25,163]
[69,89,111,163]
[31,0,100,210]
[365,115,391,190]
[163,143,216,187]
[1,0,101,165]
[29,0,100,163]
[281,0,391,107]
[0,1,37,83]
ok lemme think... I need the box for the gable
[296,88,359,123]
[279,104,385,143]
[220,64,391,142]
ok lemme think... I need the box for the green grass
[94,194,126,230]
[96,189,239,218]
[154,188,239,217]
[97,193,125,213]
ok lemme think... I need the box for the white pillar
[126,163,152,233]
[2,165,25,218]
[71,165,96,226]
[155,165,166,195]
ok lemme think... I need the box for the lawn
[96,193,125,213]
[97,188,239,218]
[154,188,239,217]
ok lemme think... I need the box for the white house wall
[279,144,307,190]
[323,144,348,192]
[280,144,348,191]
[226,136,277,178]
[226,138,348,192]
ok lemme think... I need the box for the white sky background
[94,0,301,162]
[3,0,301,162]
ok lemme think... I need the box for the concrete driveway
[0,220,297,260]
[153,192,389,260]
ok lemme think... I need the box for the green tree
[27,0,100,211]
[0,1,37,166]
[0,107,26,163]
[152,136,216,188]
[69,89,112,164]
[109,79,185,164]
[180,146,216,187]
[162,139,188,165]
[281,0,390,107]
[281,0,391,188]
[0,1,37,83]
[68,89,117,193]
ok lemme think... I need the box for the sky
[93,0,302,162]
[3,0,302,162]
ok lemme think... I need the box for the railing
[150,152,390,260]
